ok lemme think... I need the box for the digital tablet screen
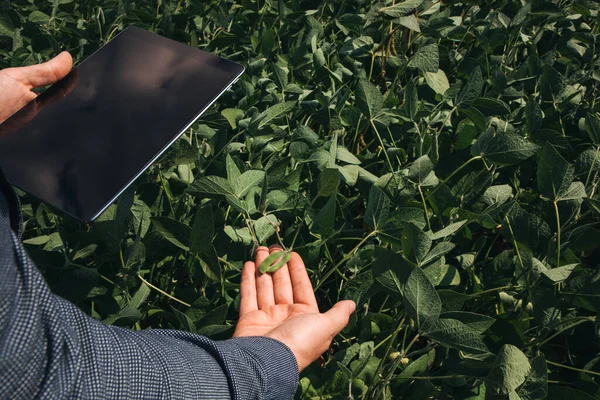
[0,27,244,222]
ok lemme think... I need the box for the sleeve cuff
[225,336,299,399]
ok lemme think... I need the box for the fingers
[41,68,79,108]
[255,246,275,308]
[288,252,318,310]
[270,245,294,304]
[0,68,80,137]
[323,300,356,336]
[239,261,258,316]
[14,51,73,89]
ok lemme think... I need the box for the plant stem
[314,230,377,290]
[370,119,396,175]
[397,375,472,381]
[585,145,600,188]
[137,273,191,307]
[70,262,116,286]
[430,156,483,195]
[289,195,319,250]
[418,185,432,231]
[547,360,600,378]
[504,215,525,270]
[370,315,405,397]
[553,201,561,266]
[403,334,420,356]
[373,316,406,351]
[536,317,595,348]
[468,284,514,299]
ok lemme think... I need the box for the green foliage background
[2,0,600,398]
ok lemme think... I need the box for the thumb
[16,51,73,88]
[323,300,356,335]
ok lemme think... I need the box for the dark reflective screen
[0,27,244,221]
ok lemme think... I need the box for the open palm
[0,52,72,124]
[234,246,355,371]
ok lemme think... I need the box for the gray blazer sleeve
[0,176,299,399]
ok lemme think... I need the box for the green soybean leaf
[187,175,247,211]
[542,264,578,283]
[455,119,478,150]
[395,350,435,380]
[73,244,98,261]
[502,206,552,254]
[471,129,539,165]
[224,225,252,245]
[319,168,341,197]
[428,220,467,240]
[539,64,566,101]
[226,154,242,182]
[151,217,191,251]
[585,112,600,145]
[336,146,361,165]
[460,106,487,132]
[365,185,391,231]
[254,214,279,243]
[403,266,441,331]
[190,207,215,254]
[221,108,244,129]
[187,176,237,198]
[424,69,450,95]
[109,282,151,326]
[131,199,151,238]
[339,164,359,186]
[28,10,50,24]
[405,79,418,121]
[24,235,50,245]
[474,97,511,117]
[510,2,532,27]
[526,100,543,135]
[487,345,531,395]
[482,185,513,206]
[546,387,596,400]
[0,13,15,37]
[271,62,288,88]
[398,14,420,32]
[408,155,439,187]
[250,101,296,131]
[457,67,483,106]
[234,170,265,198]
[558,181,587,201]
[402,223,432,264]
[356,79,383,119]
[421,242,455,266]
[423,318,490,355]
[124,239,145,270]
[518,355,548,400]
[537,143,574,201]
[372,247,413,295]
[439,311,495,333]
[378,0,423,18]
[408,43,439,73]
[196,249,221,282]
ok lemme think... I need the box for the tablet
[0,26,244,222]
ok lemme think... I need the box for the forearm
[0,174,298,399]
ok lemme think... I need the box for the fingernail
[349,300,356,313]
[255,246,269,255]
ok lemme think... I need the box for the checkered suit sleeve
[0,171,299,399]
